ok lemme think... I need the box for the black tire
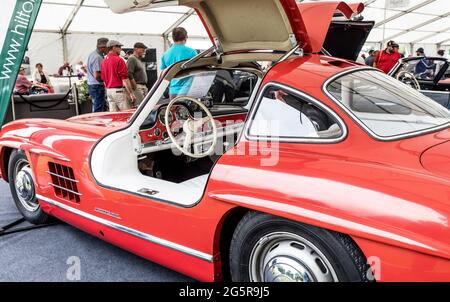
[8,150,50,224]
[230,211,372,282]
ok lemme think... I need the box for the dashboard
[140,104,192,143]
[139,102,249,147]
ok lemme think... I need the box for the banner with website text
[0,0,42,125]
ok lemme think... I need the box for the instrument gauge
[159,109,173,125]
[175,106,190,120]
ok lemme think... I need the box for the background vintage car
[390,57,450,109]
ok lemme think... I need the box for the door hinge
[214,37,224,63]
[288,34,298,48]
[132,131,143,154]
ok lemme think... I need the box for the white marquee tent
[25,0,450,74]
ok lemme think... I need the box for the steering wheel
[396,71,420,90]
[165,96,218,158]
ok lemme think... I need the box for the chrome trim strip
[244,82,348,144]
[275,45,301,64]
[48,183,82,196]
[322,67,450,142]
[37,194,214,262]
[420,90,450,94]
[46,171,79,183]
[26,150,71,162]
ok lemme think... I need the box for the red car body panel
[1,54,450,281]
[278,0,311,52]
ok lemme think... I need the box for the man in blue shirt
[415,47,435,80]
[87,37,108,112]
[160,27,198,98]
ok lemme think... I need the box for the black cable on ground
[0,218,59,237]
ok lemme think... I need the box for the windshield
[159,69,258,107]
[326,70,450,139]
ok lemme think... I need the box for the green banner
[0,0,42,125]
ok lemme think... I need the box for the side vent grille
[47,162,81,202]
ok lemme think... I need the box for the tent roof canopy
[33,0,450,45]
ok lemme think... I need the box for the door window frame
[244,82,347,144]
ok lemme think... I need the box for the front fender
[0,118,108,181]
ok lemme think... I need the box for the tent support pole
[163,35,171,51]
[62,33,69,63]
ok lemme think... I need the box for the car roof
[266,54,362,88]
[262,53,365,112]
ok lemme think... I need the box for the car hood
[421,140,450,178]
[66,110,134,127]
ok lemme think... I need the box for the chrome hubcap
[14,159,38,212]
[249,232,338,282]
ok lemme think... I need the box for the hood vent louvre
[47,162,81,202]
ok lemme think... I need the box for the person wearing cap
[416,47,426,57]
[127,42,148,107]
[415,48,435,80]
[160,27,198,98]
[87,37,109,112]
[374,41,401,74]
[365,49,376,67]
[101,40,136,112]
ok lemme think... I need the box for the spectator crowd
[14,26,198,114]
[14,31,448,113]
[360,40,448,78]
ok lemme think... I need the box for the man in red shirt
[101,40,136,111]
[374,40,401,74]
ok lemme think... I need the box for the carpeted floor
[0,181,192,282]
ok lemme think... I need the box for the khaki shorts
[106,88,131,112]
[133,84,148,107]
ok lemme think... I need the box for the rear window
[326,70,450,139]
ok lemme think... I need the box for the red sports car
[1,0,450,282]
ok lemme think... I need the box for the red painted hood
[421,140,450,178]
[67,110,135,128]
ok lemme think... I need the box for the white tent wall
[0,0,16,46]
[27,32,64,75]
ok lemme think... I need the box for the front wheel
[8,150,50,224]
[229,212,372,282]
